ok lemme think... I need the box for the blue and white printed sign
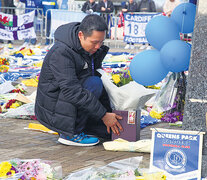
[0,11,36,40]
[150,128,205,180]
[124,13,160,44]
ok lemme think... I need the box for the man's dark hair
[79,14,108,37]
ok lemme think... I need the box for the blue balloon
[129,50,169,86]
[145,15,180,50]
[171,3,196,33]
[160,40,191,72]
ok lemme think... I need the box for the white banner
[49,10,87,38]
[0,11,36,40]
[124,13,160,44]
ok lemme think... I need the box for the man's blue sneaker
[58,132,99,146]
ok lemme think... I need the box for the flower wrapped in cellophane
[98,69,156,111]
[149,72,186,125]
[66,156,166,180]
[0,159,62,180]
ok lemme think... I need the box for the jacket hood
[54,22,81,51]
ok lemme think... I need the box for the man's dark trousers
[75,76,111,139]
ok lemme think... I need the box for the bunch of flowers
[145,85,161,90]
[5,99,23,109]
[0,159,62,180]
[10,89,25,94]
[10,84,26,94]
[149,110,164,119]
[28,115,37,120]
[88,168,166,179]
[0,57,10,65]
[93,169,141,179]
[161,111,183,123]
[150,72,186,124]
[161,72,186,124]
[111,69,133,87]
[0,161,19,178]
[160,93,184,123]
[0,65,9,73]
[0,161,19,179]
[17,160,52,180]
[14,47,34,57]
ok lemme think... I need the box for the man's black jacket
[96,0,114,13]
[124,1,138,12]
[138,0,156,12]
[35,22,110,138]
[81,1,97,13]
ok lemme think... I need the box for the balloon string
[181,3,186,34]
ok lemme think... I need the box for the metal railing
[0,8,192,47]
[67,1,85,12]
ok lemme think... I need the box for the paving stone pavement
[0,115,181,177]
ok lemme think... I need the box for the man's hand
[166,11,172,17]
[102,112,123,135]
[101,7,106,11]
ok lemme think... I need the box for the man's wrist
[102,112,107,121]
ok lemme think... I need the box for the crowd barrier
[0,7,44,42]
[45,10,115,41]
[109,12,192,48]
[67,1,85,12]
[100,13,114,38]
[0,8,192,46]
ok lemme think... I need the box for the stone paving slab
[0,116,181,177]
[0,84,180,177]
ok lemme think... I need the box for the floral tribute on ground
[66,156,166,180]
[0,159,62,180]
[149,72,186,125]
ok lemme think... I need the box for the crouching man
[35,14,123,146]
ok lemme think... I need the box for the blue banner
[150,129,204,180]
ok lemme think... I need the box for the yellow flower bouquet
[111,69,133,87]
[0,161,21,179]
[0,65,9,73]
